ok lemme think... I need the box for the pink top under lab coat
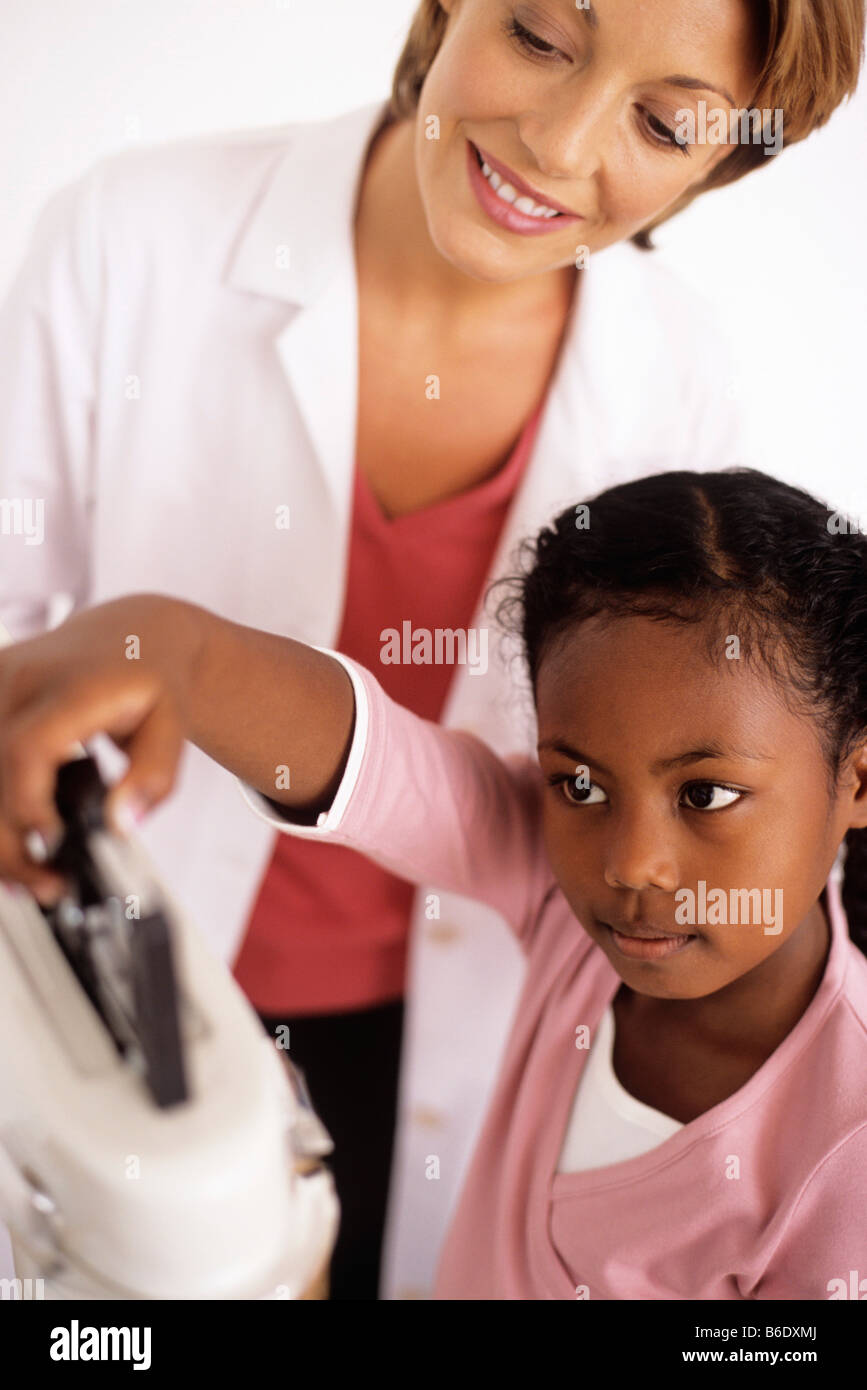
[239,651,867,1301]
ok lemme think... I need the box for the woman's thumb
[104,697,185,836]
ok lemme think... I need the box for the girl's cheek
[699,924,779,975]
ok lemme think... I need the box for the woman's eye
[641,108,691,156]
[505,22,690,160]
[681,782,742,811]
[503,17,564,61]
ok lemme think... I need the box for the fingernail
[24,827,63,864]
[111,795,148,837]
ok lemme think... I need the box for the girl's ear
[843,739,867,832]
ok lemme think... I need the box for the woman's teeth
[480,157,561,219]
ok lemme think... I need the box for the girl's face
[535,613,867,1001]
[415,0,762,281]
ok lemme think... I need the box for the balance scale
[0,618,339,1300]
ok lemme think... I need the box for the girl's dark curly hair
[493,467,867,955]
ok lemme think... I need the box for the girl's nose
[602,812,679,894]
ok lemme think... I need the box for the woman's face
[535,613,867,1001]
[416,0,761,280]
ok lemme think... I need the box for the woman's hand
[0,594,205,904]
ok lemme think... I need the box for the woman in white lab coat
[0,0,862,1299]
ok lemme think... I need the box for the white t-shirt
[556,1004,684,1172]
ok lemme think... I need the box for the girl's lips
[465,140,583,237]
[605,925,696,961]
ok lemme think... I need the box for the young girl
[2,465,867,1299]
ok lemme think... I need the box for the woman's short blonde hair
[388,0,865,246]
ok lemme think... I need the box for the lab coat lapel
[273,272,358,543]
[223,99,388,586]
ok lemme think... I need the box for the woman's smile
[465,138,584,236]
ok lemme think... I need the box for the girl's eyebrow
[537,739,776,775]
[566,1,736,106]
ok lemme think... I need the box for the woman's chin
[428,225,522,283]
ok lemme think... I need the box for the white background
[0,0,865,1288]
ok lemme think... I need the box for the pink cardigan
[240,650,867,1300]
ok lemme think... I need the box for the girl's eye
[681,782,743,811]
[641,108,691,156]
[547,775,743,812]
[549,774,607,806]
[502,16,565,62]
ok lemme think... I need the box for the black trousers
[257,998,405,1301]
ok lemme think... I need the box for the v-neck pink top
[232,402,543,1013]
[240,651,867,1300]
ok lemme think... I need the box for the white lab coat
[0,96,743,1298]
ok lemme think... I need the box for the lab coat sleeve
[0,163,104,640]
[236,646,554,943]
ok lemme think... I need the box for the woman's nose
[517,80,612,185]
